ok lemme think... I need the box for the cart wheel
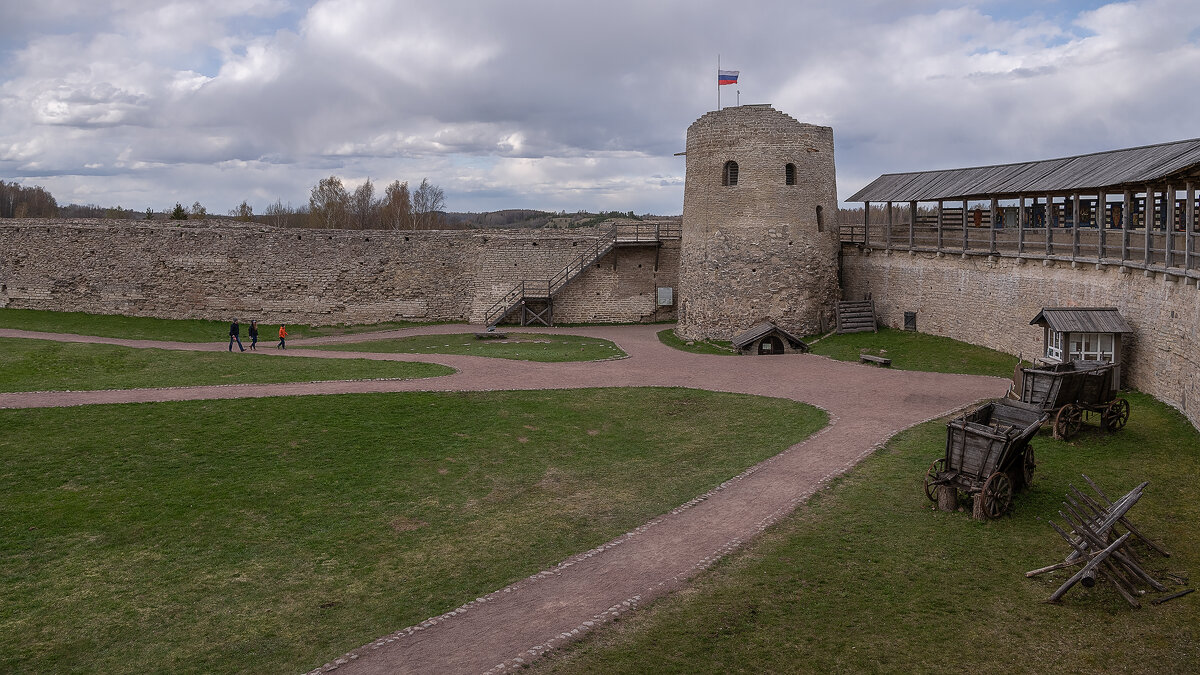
[981,472,1013,519]
[1054,404,1082,440]
[1021,445,1036,489]
[1102,398,1130,432]
[923,458,946,502]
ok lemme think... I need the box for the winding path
[0,324,1006,673]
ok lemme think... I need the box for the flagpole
[717,54,720,110]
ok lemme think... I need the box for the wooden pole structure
[1045,195,1054,256]
[908,201,916,249]
[990,197,999,253]
[937,200,944,251]
[1122,189,1132,262]
[1166,184,1176,269]
[1187,181,1195,273]
[1145,186,1154,266]
[1098,190,1107,260]
[1018,195,1026,255]
[1072,193,1081,259]
[863,201,871,247]
[962,200,969,253]
[885,201,893,250]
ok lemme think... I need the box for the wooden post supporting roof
[1072,193,1081,260]
[908,201,916,249]
[937,200,944,251]
[863,200,870,247]
[1186,181,1195,272]
[1122,189,1132,261]
[1145,186,1154,266]
[1166,184,1176,269]
[1018,195,1026,255]
[885,201,893,250]
[989,197,998,253]
[962,200,969,253]
[1098,190,1107,260]
[1045,195,1054,256]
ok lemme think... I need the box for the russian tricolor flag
[718,69,739,85]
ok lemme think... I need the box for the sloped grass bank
[305,332,626,362]
[0,388,825,674]
[0,308,444,342]
[0,337,451,392]
[809,327,1018,377]
[536,392,1199,674]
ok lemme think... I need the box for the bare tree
[230,200,254,221]
[309,175,349,229]
[190,201,207,219]
[380,180,413,229]
[349,178,379,229]
[411,178,445,229]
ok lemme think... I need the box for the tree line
[0,176,449,230]
[0,181,59,218]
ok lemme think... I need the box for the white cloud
[1,0,1199,214]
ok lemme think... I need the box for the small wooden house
[731,322,809,355]
[1030,307,1133,388]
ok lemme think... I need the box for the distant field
[303,333,626,362]
[0,308,449,343]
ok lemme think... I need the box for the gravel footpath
[0,324,1005,673]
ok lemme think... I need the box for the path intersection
[0,324,1004,673]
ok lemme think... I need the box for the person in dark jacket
[248,320,259,350]
[228,319,245,352]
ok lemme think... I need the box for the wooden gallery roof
[1030,308,1134,334]
[849,138,1200,203]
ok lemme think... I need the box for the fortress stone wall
[842,247,1200,430]
[0,219,678,326]
[678,105,840,340]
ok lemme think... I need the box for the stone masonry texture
[677,105,840,340]
[0,219,677,326]
[842,247,1200,430]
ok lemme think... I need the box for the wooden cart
[1017,360,1130,440]
[923,399,1048,519]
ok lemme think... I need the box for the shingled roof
[730,322,809,351]
[1030,308,1134,334]
[848,138,1200,203]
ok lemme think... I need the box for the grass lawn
[302,333,626,362]
[0,337,452,392]
[536,391,1200,674]
[808,327,1019,377]
[656,329,736,356]
[0,308,448,342]
[0,388,826,674]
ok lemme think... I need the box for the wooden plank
[1180,183,1190,270]
[1145,186,1154,266]
[937,200,944,250]
[1098,190,1107,259]
[1166,184,1176,268]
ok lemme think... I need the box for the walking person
[228,319,245,352]
[277,324,287,349]
[248,320,259,351]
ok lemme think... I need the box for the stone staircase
[835,297,878,334]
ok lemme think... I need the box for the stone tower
[676,104,839,340]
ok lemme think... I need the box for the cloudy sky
[2,0,1198,216]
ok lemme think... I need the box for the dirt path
[0,324,1006,673]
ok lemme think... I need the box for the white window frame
[1069,332,1114,362]
[1046,330,1064,361]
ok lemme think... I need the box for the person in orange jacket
[277,324,288,349]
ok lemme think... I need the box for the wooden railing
[483,222,677,327]
[840,222,1200,279]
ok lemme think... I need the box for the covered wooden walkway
[844,138,1200,283]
